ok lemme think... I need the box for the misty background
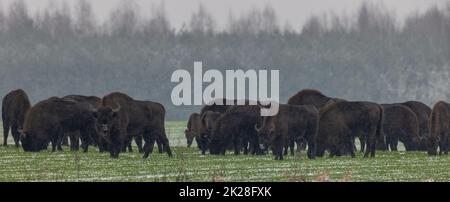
[0,0,449,120]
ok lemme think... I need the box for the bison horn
[112,105,121,113]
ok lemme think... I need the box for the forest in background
[0,0,449,120]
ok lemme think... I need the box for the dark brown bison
[255,104,318,160]
[209,105,261,155]
[381,104,421,151]
[399,101,431,150]
[316,101,383,158]
[185,113,201,148]
[61,95,101,151]
[2,89,31,147]
[428,101,450,156]
[95,92,171,158]
[198,111,221,155]
[20,97,96,152]
[287,89,344,109]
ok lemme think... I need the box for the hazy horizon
[0,0,448,31]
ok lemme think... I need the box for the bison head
[19,129,48,152]
[184,129,196,147]
[93,106,120,142]
[254,116,275,150]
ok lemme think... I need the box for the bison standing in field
[198,111,221,155]
[185,113,201,148]
[316,101,383,158]
[255,104,318,160]
[61,95,101,151]
[209,105,261,155]
[95,92,171,158]
[428,101,450,156]
[399,101,431,150]
[2,89,31,147]
[381,104,421,151]
[20,97,96,152]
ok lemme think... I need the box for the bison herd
[2,90,171,159]
[1,88,449,160]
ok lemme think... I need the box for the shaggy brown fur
[428,101,450,156]
[2,89,31,147]
[316,101,383,158]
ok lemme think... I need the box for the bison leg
[156,138,164,153]
[359,137,365,153]
[346,140,356,158]
[62,135,69,146]
[157,132,172,157]
[69,134,79,151]
[2,121,9,146]
[11,124,21,147]
[135,135,143,153]
[142,134,155,158]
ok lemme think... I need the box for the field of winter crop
[1,121,450,182]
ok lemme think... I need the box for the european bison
[428,101,450,156]
[185,113,201,148]
[381,104,421,151]
[61,95,101,151]
[2,89,31,147]
[316,101,383,158]
[209,105,261,155]
[399,101,431,150]
[198,111,221,155]
[287,89,344,109]
[255,104,318,160]
[20,97,96,152]
[95,92,171,158]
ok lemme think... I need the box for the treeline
[0,0,449,120]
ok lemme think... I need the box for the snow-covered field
[1,121,449,182]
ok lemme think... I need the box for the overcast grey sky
[1,0,448,30]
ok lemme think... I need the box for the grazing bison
[316,101,383,158]
[381,104,421,151]
[428,101,450,156]
[209,105,261,155]
[185,113,201,148]
[95,92,171,158]
[255,104,318,160]
[20,97,96,152]
[287,89,344,109]
[399,101,431,150]
[61,95,101,151]
[2,89,31,147]
[198,111,221,155]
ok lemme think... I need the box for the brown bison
[95,92,171,158]
[2,89,31,147]
[198,111,222,154]
[428,101,450,156]
[399,101,431,150]
[255,104,319,160]
[316,101,383,158]
[209,105,261,155]
[287,89,344,109]
[185,113,201,148]
[20,97,96,152]
[61,95,101,151]
[381,104,421,151]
